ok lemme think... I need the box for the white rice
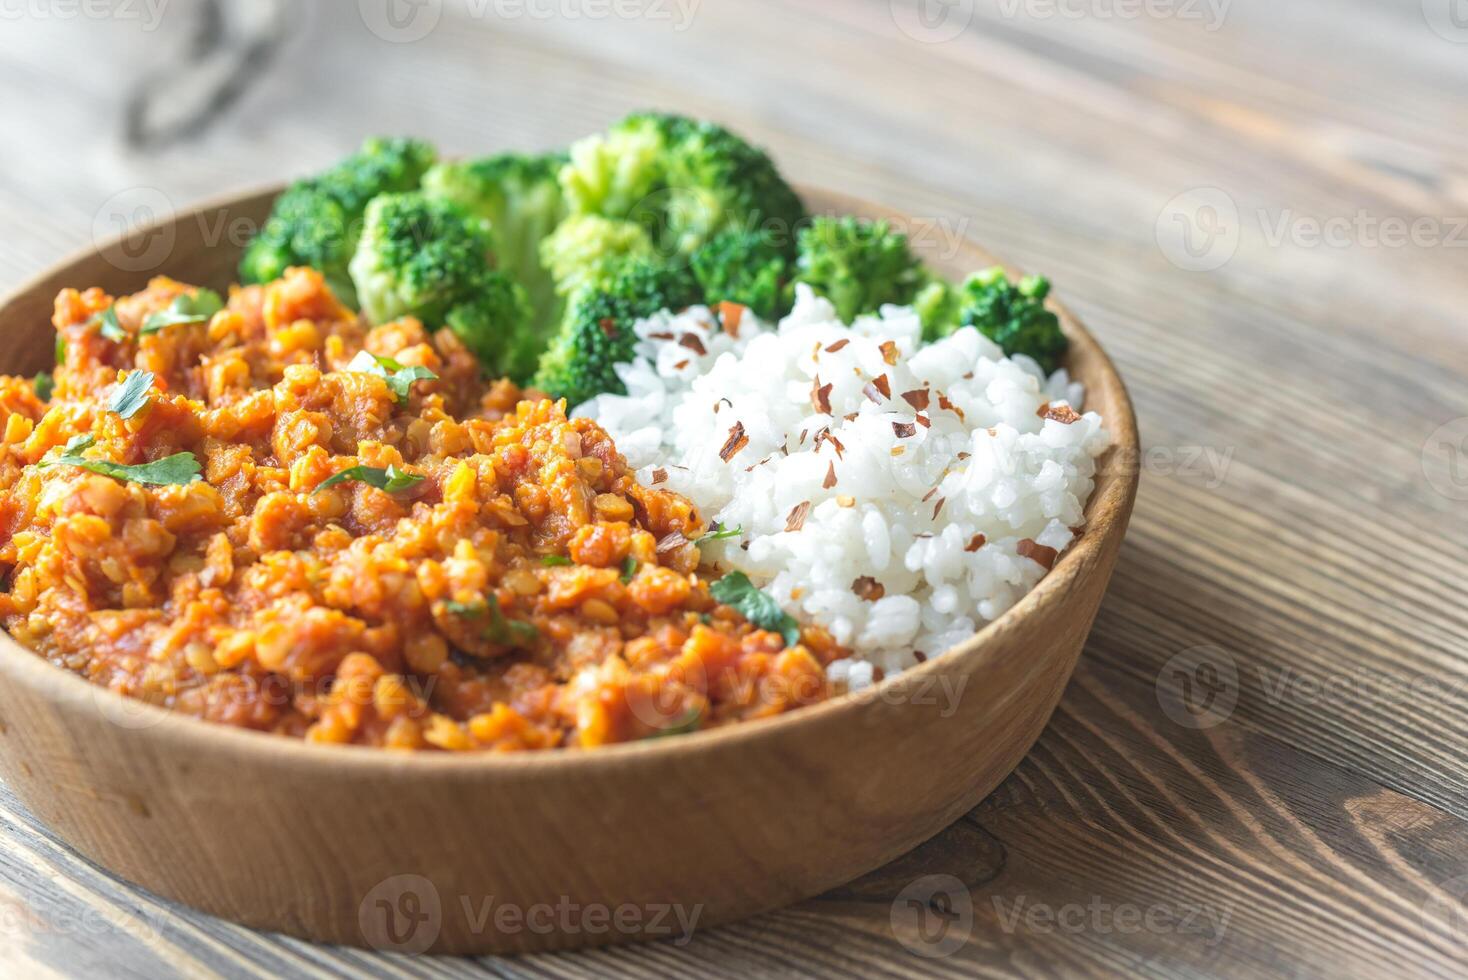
[578,286,1110,679]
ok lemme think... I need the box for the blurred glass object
[124,0,292,152]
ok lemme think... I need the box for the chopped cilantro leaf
[620,555,638,584]
[41,436,200,486]
[33,372,54,401]
[695,522,743,544]
[140,289,224,334]
[540,555,573,566]
[485,594,538,647]
[709,571,800,647]
[93,307,126,342]
[317,463,424,494]
[107,370,154,419]
[346,350,439,403]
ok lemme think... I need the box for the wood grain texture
[0,0,1464,974]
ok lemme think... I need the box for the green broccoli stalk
[348,192,536,379]
[240,137,437,306]
[789,216,926,324]
[532,258,702,408]
[422,152,568,331]
[690,227,791,323]
[560,112,807,260]
[539,214,657,299]
[951,267,1068,374]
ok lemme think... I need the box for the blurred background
[4,1,1468,976]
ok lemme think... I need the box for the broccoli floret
[690,227,791,322]
[240,137,436,306]
[913,276,963,338]
[951,267,1068,374]
[560,112,806,259]
[348,192,536,378]
[790,216,926,324]
[532,258,702,407]
[540,214,657,298]
[422,152,568,331]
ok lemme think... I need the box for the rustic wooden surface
[0,0,1465,976]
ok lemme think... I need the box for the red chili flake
[811,376,833,415]
[825,338,850,353]
[879,340,899,366]
[679,333,708,356]
[1018,538,1059,570]
[957,452,971,460]
[844,412,859,422]
[872,374,891,399]
[892,421,917,438]
[827,432,845,458]
[915,414,931,428]
[932,497,946,520]
[798,428,808,445]
[719,422,749,462]
[901,389,930,411]
[718,302,745,337]
[913,650,928,664]
[1040,402,1082,424]
[648,331,675,341]
[962,371,974,380]
[673,359,690,370]
[785,501,811,532]
[852,576,885,601]
[965,534,987,552]
[823,462,837,489]
[652,468,668,485]
[656,530,690,555]
[938,393,965,422]
[922,487,939,503]
[599,318,619,338]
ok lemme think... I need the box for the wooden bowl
[0,186,1138,954]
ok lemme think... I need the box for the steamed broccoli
[240,137,436,306]
[422,152,568,330]
[789,216,926,324]
[950,267,1068,374]
[540,214,657,298]
[348,192,536,378]
[532,258,702,407]
[560,112,807,259]
[690,227,791,322]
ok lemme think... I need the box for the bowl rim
[0,183,1140,773]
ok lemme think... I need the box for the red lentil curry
[0,270,845,750]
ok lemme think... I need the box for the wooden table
[2,0,1466,975]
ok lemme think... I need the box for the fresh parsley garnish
[444,595,537,647]
[620,555,638,584]
[695,522,743,544]
[709,571,800,647]
[33,372,54,401]
[140,289,224,335]
[107,370,154,419]
[346,351,439,404]
[55,336,66,364]
[317,463,424,494]
[41,435,201,486]
[92,307,126,342]
[540,555,573,567]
